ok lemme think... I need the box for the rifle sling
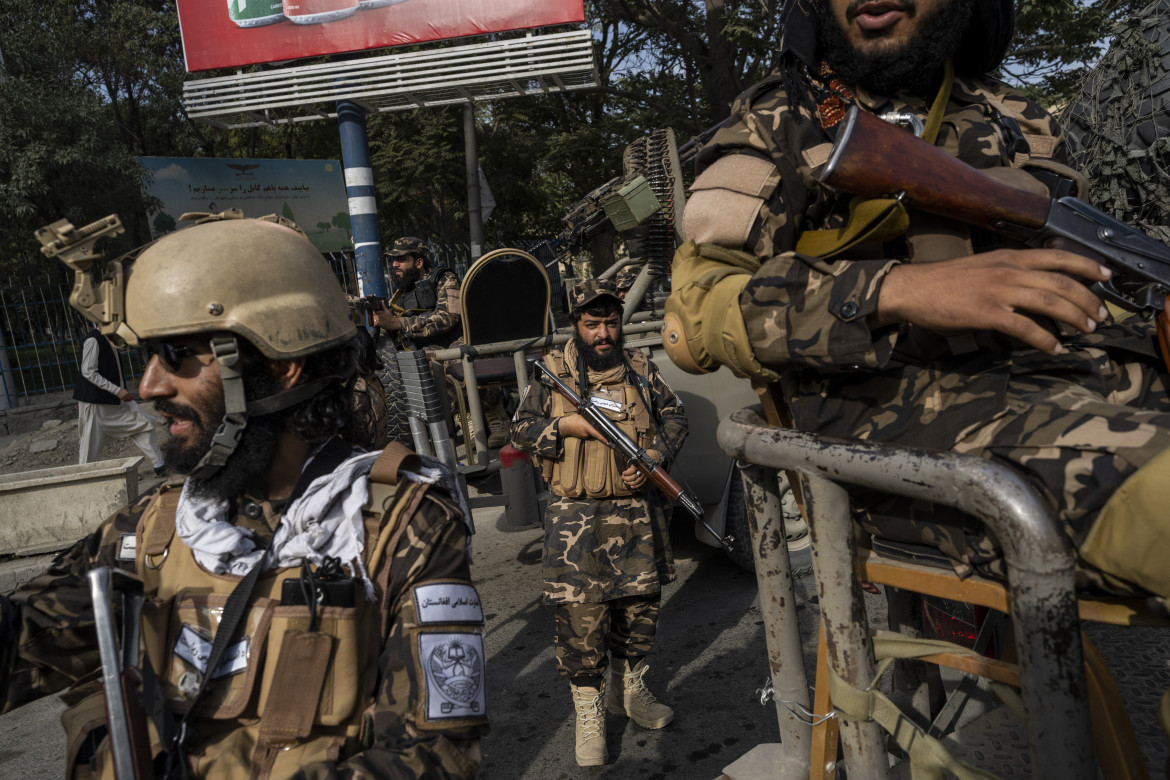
[797,60,954,259]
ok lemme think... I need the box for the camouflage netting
[1064,0,1170,243]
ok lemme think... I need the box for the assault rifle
[533,362,733,550]
[358,293,418,351]
[818,105,1170,361]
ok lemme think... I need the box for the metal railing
[0,277,149,409]
[716,405,1095,779]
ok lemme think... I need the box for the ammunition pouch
[61,459,427,779]
[541,353,652,499]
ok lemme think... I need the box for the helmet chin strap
[187,336,356,483]
[188,336,249,482]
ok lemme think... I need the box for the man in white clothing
[74,326,166,474]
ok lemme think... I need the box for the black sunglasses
[144,341,200,372]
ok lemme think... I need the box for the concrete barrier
[0,457,143,557]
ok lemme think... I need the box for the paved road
[3,473,1168,778]
[0,477,813,779]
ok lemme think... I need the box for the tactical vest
[400,276,437,313]
[61,450,427,780]
[392,269,459,350]
[540,350,653,500]
[73,329,122,405]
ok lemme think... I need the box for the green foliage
[153,211,177,235]
[0,0,1148,269]
[1005,0,1150,107]
[367,107,466,242]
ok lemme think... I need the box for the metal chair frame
[717,405,1101,780]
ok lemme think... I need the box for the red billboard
[178,0,586,72]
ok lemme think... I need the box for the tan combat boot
[607,657,674,729]
[570,680,608,766]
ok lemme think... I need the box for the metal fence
[0,275,146,410]
[1,239,561,409]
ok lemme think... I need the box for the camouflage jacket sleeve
[0,492,154,714]
[641,357,688,462]
[683,76,1065,372]
[346,373,390,451]
[296,483,486,780]
[508,376,561,460]
[400,271,461,341]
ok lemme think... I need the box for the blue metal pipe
[337,100,387,299]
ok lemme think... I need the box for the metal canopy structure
[182,29,599,130]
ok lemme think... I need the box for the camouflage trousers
[542,495,674,604]
[852,339,1170,593]
[554,594,661,680]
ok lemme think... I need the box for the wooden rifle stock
[819,106,1051,232]
[819,105,1170,368]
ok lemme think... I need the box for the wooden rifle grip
[1157,305,1170,373]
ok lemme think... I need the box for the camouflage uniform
[683,73,1170,589]
[510,344,688,677]
[0,445,487,778]
[348,373,391,451]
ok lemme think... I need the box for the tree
[1006,0,1150,106]
[153,211,177,235]
[0,0,1145,275]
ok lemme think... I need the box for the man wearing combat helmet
[1,213,488,778]
[510,279,687,767]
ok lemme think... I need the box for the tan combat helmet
[37,211,357,479]
[121,216,354,358]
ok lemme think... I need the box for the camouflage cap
[570,278,622,312]
[615,266,642,290]
[385,236,429,259]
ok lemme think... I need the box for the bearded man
[509,279,688,767]
[370,237,462,352]
[0,214,487,778]
[675,0,1170,602]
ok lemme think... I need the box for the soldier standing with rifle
[1,213,488,779]
[673,0,1170,606]
[509,279,688,767]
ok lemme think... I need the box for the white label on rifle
[589,396,623,413]
[175,624,250,679]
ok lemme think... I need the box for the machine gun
[818,105,1170,363]
[533,361,733,551]
[358,292,426,351]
